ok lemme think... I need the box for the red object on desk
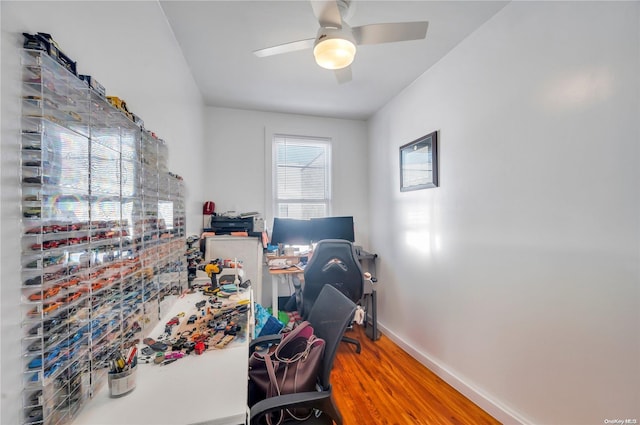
[203,201,215,215]
[195,341,205,355]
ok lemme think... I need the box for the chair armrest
[249,391,331,424]
[249,334,283,354]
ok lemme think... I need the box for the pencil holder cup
[108,364,137,397]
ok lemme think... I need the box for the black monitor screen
[270,218,312,246]
[311,216,355,242]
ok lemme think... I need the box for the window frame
[271,134,332,220]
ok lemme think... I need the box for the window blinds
[273,135,331,219]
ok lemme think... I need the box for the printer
[206,214,264,235]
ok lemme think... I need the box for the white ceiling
[160,0,508,120]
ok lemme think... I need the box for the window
[273,134,331,219]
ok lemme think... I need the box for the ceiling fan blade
[352,21,429,45]
[310,0,342,28]
[334,66,352,84]
[253,38,316,58]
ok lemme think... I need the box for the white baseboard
[377,323,532,425]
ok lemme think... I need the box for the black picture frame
[400,131,438,191]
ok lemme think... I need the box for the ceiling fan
[253,0,429,83]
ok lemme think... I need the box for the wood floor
[330,325,501,425]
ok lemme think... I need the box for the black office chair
[300,239,364,354]
[249,285,357,425]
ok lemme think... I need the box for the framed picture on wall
[400,131,439,191]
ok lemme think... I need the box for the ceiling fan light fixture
[313,36,356,70]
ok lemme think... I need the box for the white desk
[73,292,250,425]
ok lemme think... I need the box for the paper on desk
[268,258,289,269]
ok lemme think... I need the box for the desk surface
[72,292,250,425]
[268,266,304,274]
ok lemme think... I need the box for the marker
[126,346,137,365]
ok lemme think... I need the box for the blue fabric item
[254,303,284,338]
[259,316,284,338]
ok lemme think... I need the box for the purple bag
[248,321,325,424]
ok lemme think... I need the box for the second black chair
[249,284,357,425]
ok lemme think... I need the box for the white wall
[1,2,205,423]
[368,2,639,424]
[204,106,370,247]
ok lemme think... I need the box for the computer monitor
[270,217,312,246]
[311,216,355,242]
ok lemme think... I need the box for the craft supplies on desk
[107,348,138,398]
[72,290,253,424]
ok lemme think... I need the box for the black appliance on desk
[205,216,262,237]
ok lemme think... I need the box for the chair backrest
[307,285,357,389]
[301,239,364,319]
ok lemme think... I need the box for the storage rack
[19,48,186,425]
